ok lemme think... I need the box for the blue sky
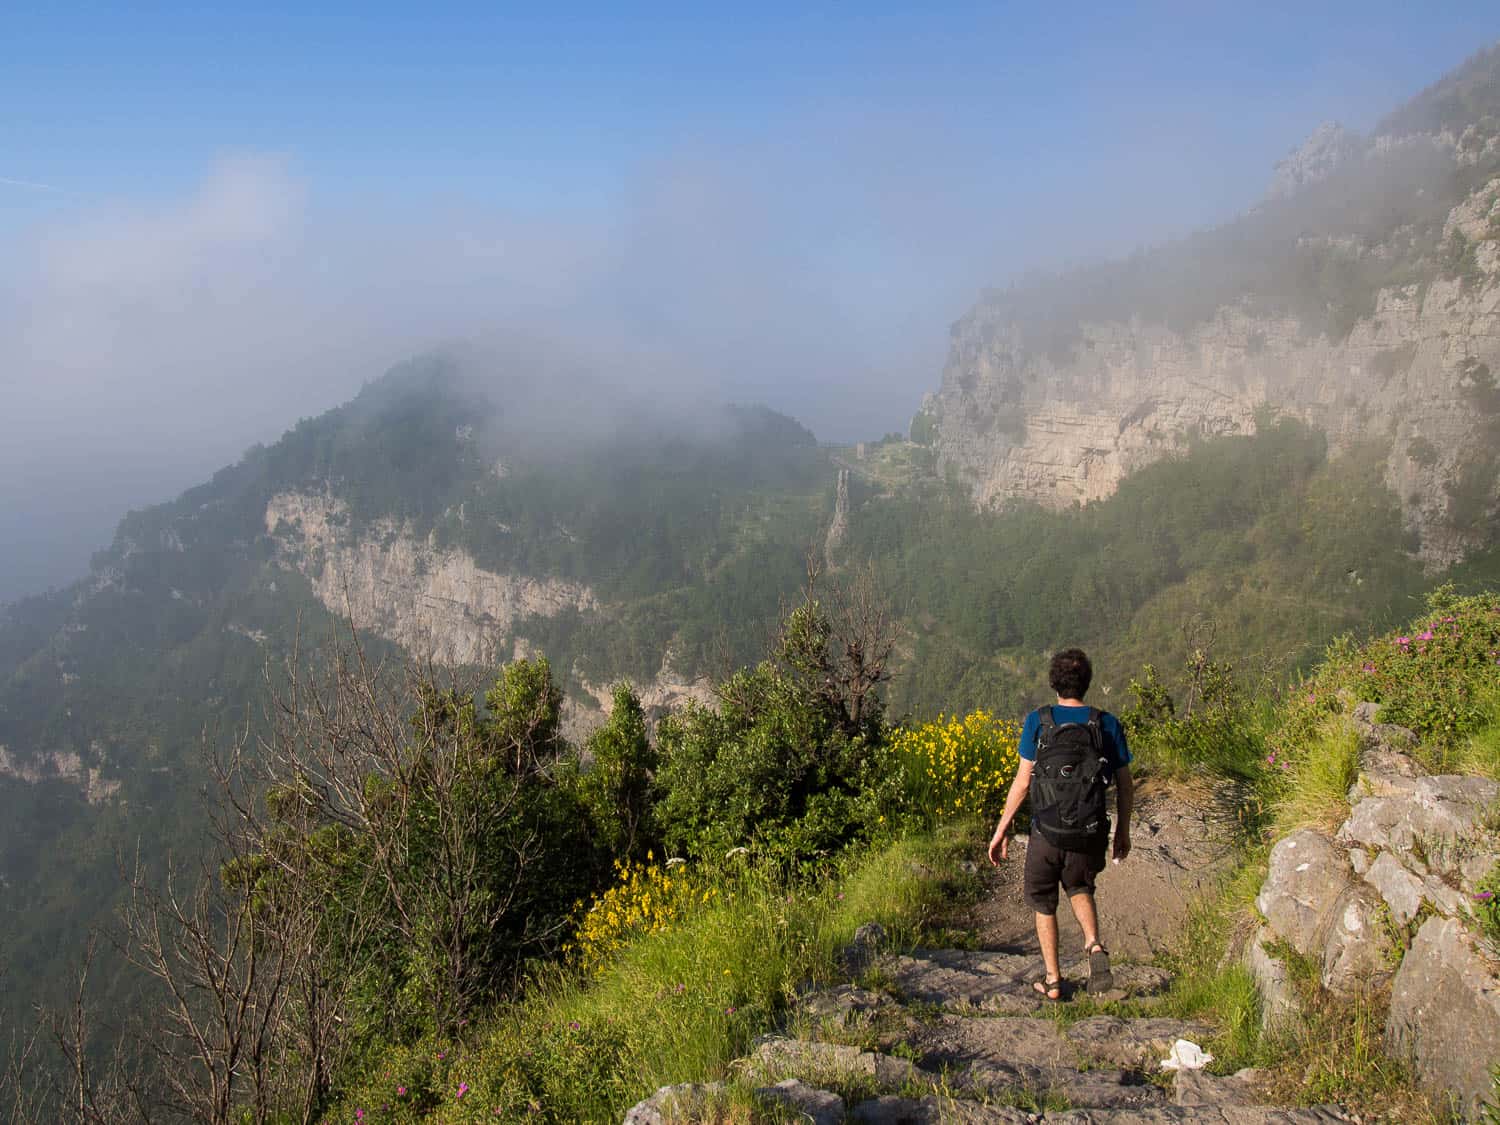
[2,2,1499,600]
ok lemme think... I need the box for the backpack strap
[1034,706,1056,756]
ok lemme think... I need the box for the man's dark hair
[1049,648,1092,699]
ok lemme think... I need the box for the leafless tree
[772,550,903,736]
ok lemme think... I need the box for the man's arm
[1113,765,1133,861]
[987,758,1034,865]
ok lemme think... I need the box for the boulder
[753,1079,844,1125]
[1340,776,1499,861]
[1244,925,1299,1032]
[849,1096,1031,1123]
[1255,830,1350,957]
[622,1081,724,1124]
[1319,883,1395,994]
[747,1037,930,1089]
[1363,850,1427,925]
[1174,1067,1270,1107]
[1387,915,1500,1120]
[843,921,889,975]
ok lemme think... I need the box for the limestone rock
[959,1059,1167,1111]
[1244,925,1299,1032]
[1363,850,1427,925]
[796,984,891,1023]
[843,921,890,975]
[1064,1016,1217,1070]
[1174,1067,1271,1107]
[1339,775,1499,868]
[925,172,1500,567]
[622,1081,724,1124]
[1267,123,1361,200]
[1255,830,1350,958]
[878,948,1166,1013]
[1319,883,1395,995]
[1387,915,1500,1119]
[1046,1109,1349,1123]
[747,1037,929,1089]
[753,1079,844,1125]
[267,491,596,665]
[850,1096,1031,1124]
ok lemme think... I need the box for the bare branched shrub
[775,551,902,736]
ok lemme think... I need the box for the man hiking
[987,648,1133,1001]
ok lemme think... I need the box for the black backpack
[1030,706,1113,850]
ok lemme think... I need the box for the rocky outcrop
[1266,123,1361,200]
[266,491,597,665]
[1249,718,1500,1117]
[922,172,1500,566]
[824,469,850,571]
[1388,916,1500,1120]
[0,744,120,805]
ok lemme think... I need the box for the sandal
[1032,976,1064,1003]
[1086,942,1113,994]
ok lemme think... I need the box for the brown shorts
[1023,830,1108,915]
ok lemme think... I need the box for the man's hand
[1112,829,1131,863]
[987,822,1010,865]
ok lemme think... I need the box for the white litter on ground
[1159,1038,1215,1072]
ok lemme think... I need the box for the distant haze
[2,5,1498,603]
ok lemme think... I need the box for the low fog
[2,21,1492,603]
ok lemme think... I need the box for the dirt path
[951,777,1244,964]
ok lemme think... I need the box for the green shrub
[1122,656,1266,782]
[652,599,897,871]
[1276,588,1500,761]
[576,684,658,861]
[324,828,973,1123]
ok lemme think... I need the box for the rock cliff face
[266,491,598,666]
[922,171,1500,567]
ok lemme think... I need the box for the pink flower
[725,1006,736,1015]
[1361,663,1376,673]
[397,1087,407,1097]
[1396,636,1411,646]
[1417,630,1434,642]
[568,1019,581,1031]
[457,1082,470,1099]
[355,1112,364,1122]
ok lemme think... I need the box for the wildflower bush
[566,857,716,975]
[1274,588,1500,770]
[1475,864,1500,947]
[885,709,1021,823]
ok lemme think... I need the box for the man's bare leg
[1069,892,1114,992]
[1035,912,1061,983]
[1068,892,1101,951]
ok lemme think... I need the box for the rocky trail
[627,782,1352,1124]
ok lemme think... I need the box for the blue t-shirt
[1018,705,1131,770]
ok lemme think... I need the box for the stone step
[1039,1109,1349,1123]
[876,948,1172,1013]
[847,1096,1349,1123]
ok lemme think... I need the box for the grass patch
[1155,855,1268,1074]
[1271,718,1360,836]
[1258,948,1446,1122]
[325,825,978,1123]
